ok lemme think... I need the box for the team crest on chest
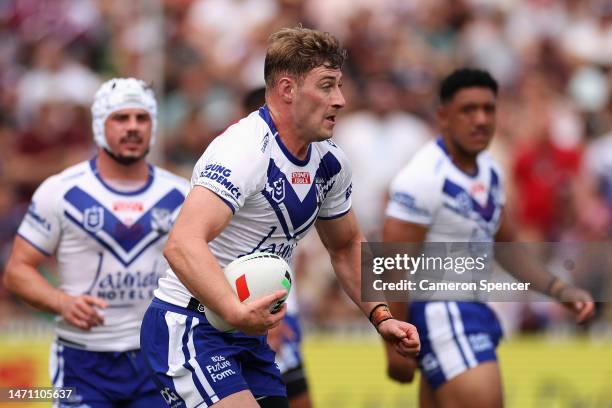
[269,178,285,203]
[84,206,104,233]
[151,207,172,234]
[456,192,473,216]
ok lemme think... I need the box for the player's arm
[381,217,428,382]
[495,209,595,323]
[3,237,107,330]
[382,217,428,319]
[163,186,286,335]
[315,210,420,357]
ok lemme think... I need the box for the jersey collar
[89,157,155,196]
[436,136,480,178]
[259,105,312,167]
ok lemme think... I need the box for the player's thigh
[213,389,260,408]
[433,361,503,408]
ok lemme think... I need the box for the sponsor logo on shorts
[421,353,440,373]
[160,387,181,405]
[206,355,237,383]
[469,333,494,353]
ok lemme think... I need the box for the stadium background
[1,0,612,406]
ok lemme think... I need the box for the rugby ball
[205,252,293,332]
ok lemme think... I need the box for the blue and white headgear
[91,78,157,150]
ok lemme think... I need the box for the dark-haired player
[383,68,595,408]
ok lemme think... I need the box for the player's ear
[277,77,295,103]
[437,105,448,128]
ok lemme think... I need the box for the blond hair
[264,26,347,88]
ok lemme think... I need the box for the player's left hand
[377,319,420,358]
[557,286,596,324]
[383,339,418,383]
[266,319,295,353]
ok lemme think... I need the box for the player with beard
[3,78,189,407]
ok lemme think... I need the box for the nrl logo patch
[269,178,285,203]
[84,206,104,233]
[151,207,172,234]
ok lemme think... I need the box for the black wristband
[368,303,388,323]
[369,303,393,328]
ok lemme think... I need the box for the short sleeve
[17,176,62,256]
[318,148,353,220]
[385,161,441,225]
[191,133,261,213]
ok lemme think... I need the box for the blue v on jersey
[18,159,189,351]
[156,106,353,308]
[385,137,505,389]
[144,107,353,406]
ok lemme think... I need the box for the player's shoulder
[395,139,447,182]
[208,110,271,156]
[56,160,91,181]
[314,138,351,167]
[41,160,91,191]
[28,160,90,206]
[192,111,272,186]
[477,150,504,178]
[152,166,190,193]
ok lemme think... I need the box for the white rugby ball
[205,252,293,332]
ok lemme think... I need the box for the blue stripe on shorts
[410,301,503,389]
[140,298,286,407]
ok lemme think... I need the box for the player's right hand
[228,290,287,336]
[557,285,596,324]
[377,319,420,358]
[58,293,108,331]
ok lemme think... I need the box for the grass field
[303,335,612,407]
[1,334,611,407]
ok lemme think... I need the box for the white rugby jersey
[18,159,189,351]
[156,106,353,309]
[386,138,505,242]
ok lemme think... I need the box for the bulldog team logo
[151,207,172,234]
[315,176,327,207]
[83,206,104,233]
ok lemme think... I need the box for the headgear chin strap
[91,78,157,150]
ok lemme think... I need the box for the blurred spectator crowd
[1,0,612,334]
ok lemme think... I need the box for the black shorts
[282,364,308,399]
